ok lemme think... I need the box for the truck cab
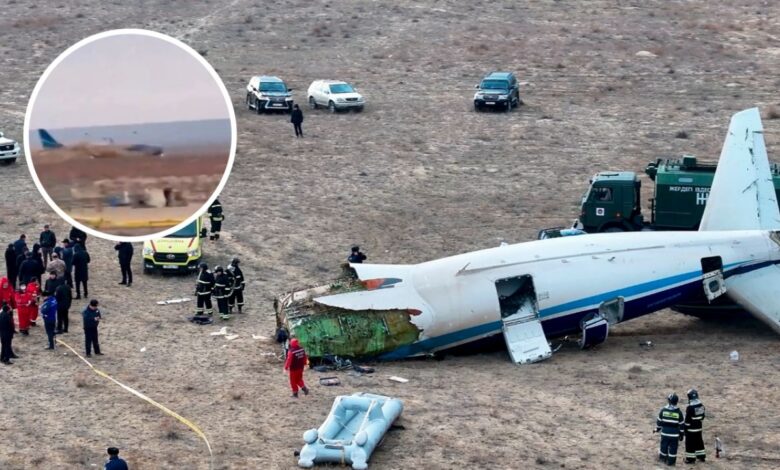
[578,172,643,232]
[142,217,207,273]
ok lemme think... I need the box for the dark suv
[473,72,522,112]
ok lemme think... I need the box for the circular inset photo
[24,29,236,242]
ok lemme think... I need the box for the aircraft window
[592,187,613,202]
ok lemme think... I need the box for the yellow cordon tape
[56,338,214,469]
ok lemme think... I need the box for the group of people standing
[656,389,707,466]
[0,225,105,364]
[193,257,245,321]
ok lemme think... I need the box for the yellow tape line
[56,338,214,468]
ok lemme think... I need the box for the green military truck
[575,155,780,233]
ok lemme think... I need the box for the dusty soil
[1,1,780,469]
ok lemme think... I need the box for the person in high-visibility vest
[207,199,224,240]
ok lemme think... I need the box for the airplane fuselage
[376,230,779,359]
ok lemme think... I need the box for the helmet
[351,245,360,252]
[227,265,235,272]
[231,257,240,265]
[199,262,208,270]
[215,265,224,272]
[687,389,699,401]
[667,393,679,406]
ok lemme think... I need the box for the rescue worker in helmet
[213,266,231,320]
[683,388,706,463]
[656,392,685,466]
[194,262,215,317]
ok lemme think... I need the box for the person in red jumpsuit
[284,338,310,398]
[15,284,35,335]
[0,277,15,309]
[26,279,40,324]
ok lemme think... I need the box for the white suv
[0,131,21,165]
[307,80,365,113]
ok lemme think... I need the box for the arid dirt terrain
[2,1,780,469]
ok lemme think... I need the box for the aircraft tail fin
[38,129,63,149]
[699,108,780,231]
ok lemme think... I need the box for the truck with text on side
[572,155,780,234]
[142,216,208,274]
[541,155,780,316]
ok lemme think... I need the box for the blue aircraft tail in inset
[38,129,63,149]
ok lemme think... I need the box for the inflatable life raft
[297,392,403,469]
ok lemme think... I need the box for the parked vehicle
[307,80,365,113]
[473,72,522,112]
[142,217,207,273]
[246,76,294,113]
[0,131,21,165]
[573,155,780,233]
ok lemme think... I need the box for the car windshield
[480,80,509,91]
[168,221,197,238]
[259,81,287,92]
[329,83,355,94]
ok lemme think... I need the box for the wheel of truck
[354,106,364,113]
[255,98,263,114]
[245,93,252,111]
[474,103,481,112]
[309,96,318,110]
[328,101,336,113]
[505,101,512,112]
[0,158,15,166]
[603,226,625,233]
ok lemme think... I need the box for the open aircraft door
[495,275,552,364]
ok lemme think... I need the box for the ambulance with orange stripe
[142,216,207,273]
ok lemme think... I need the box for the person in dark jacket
[61,239,74,287]
[104,447,128,470]
[683,389,706,463]
[656,392,685,466]
[69,226,87,248]
[82,299,102,357]
[194,263,215,317]
[39,224,57,267]
[212,266,231,320]
[18,252,40,285]
[207,199,224,241]
[73,244,91,299]
[31,243,45,284]
[40,293,58,350]
[284,338,309,398]
[13,234,27,258]
[114,242,133,286]
[291,104,304,137]
[228,258,245,313]
[347,245,367,264]
[5,244,18,288]
[0,302,15,364]
[54,281,72,334]
[44,271,63,297]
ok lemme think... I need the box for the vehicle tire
[328,101,336,114]
[354,106,364,113]
[245,93,252,110]
[309,96,318,109]
[0,158,15,166]
[505,101,512,112]
[474,103,481,112]
[603,226,625,233]
[255,98,263,114]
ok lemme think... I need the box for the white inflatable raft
[298,392,403,469]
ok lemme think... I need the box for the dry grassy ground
[1,1,780,469]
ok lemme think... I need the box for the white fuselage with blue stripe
[364,230,778,358]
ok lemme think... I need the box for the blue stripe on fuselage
[378,260,761,360]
